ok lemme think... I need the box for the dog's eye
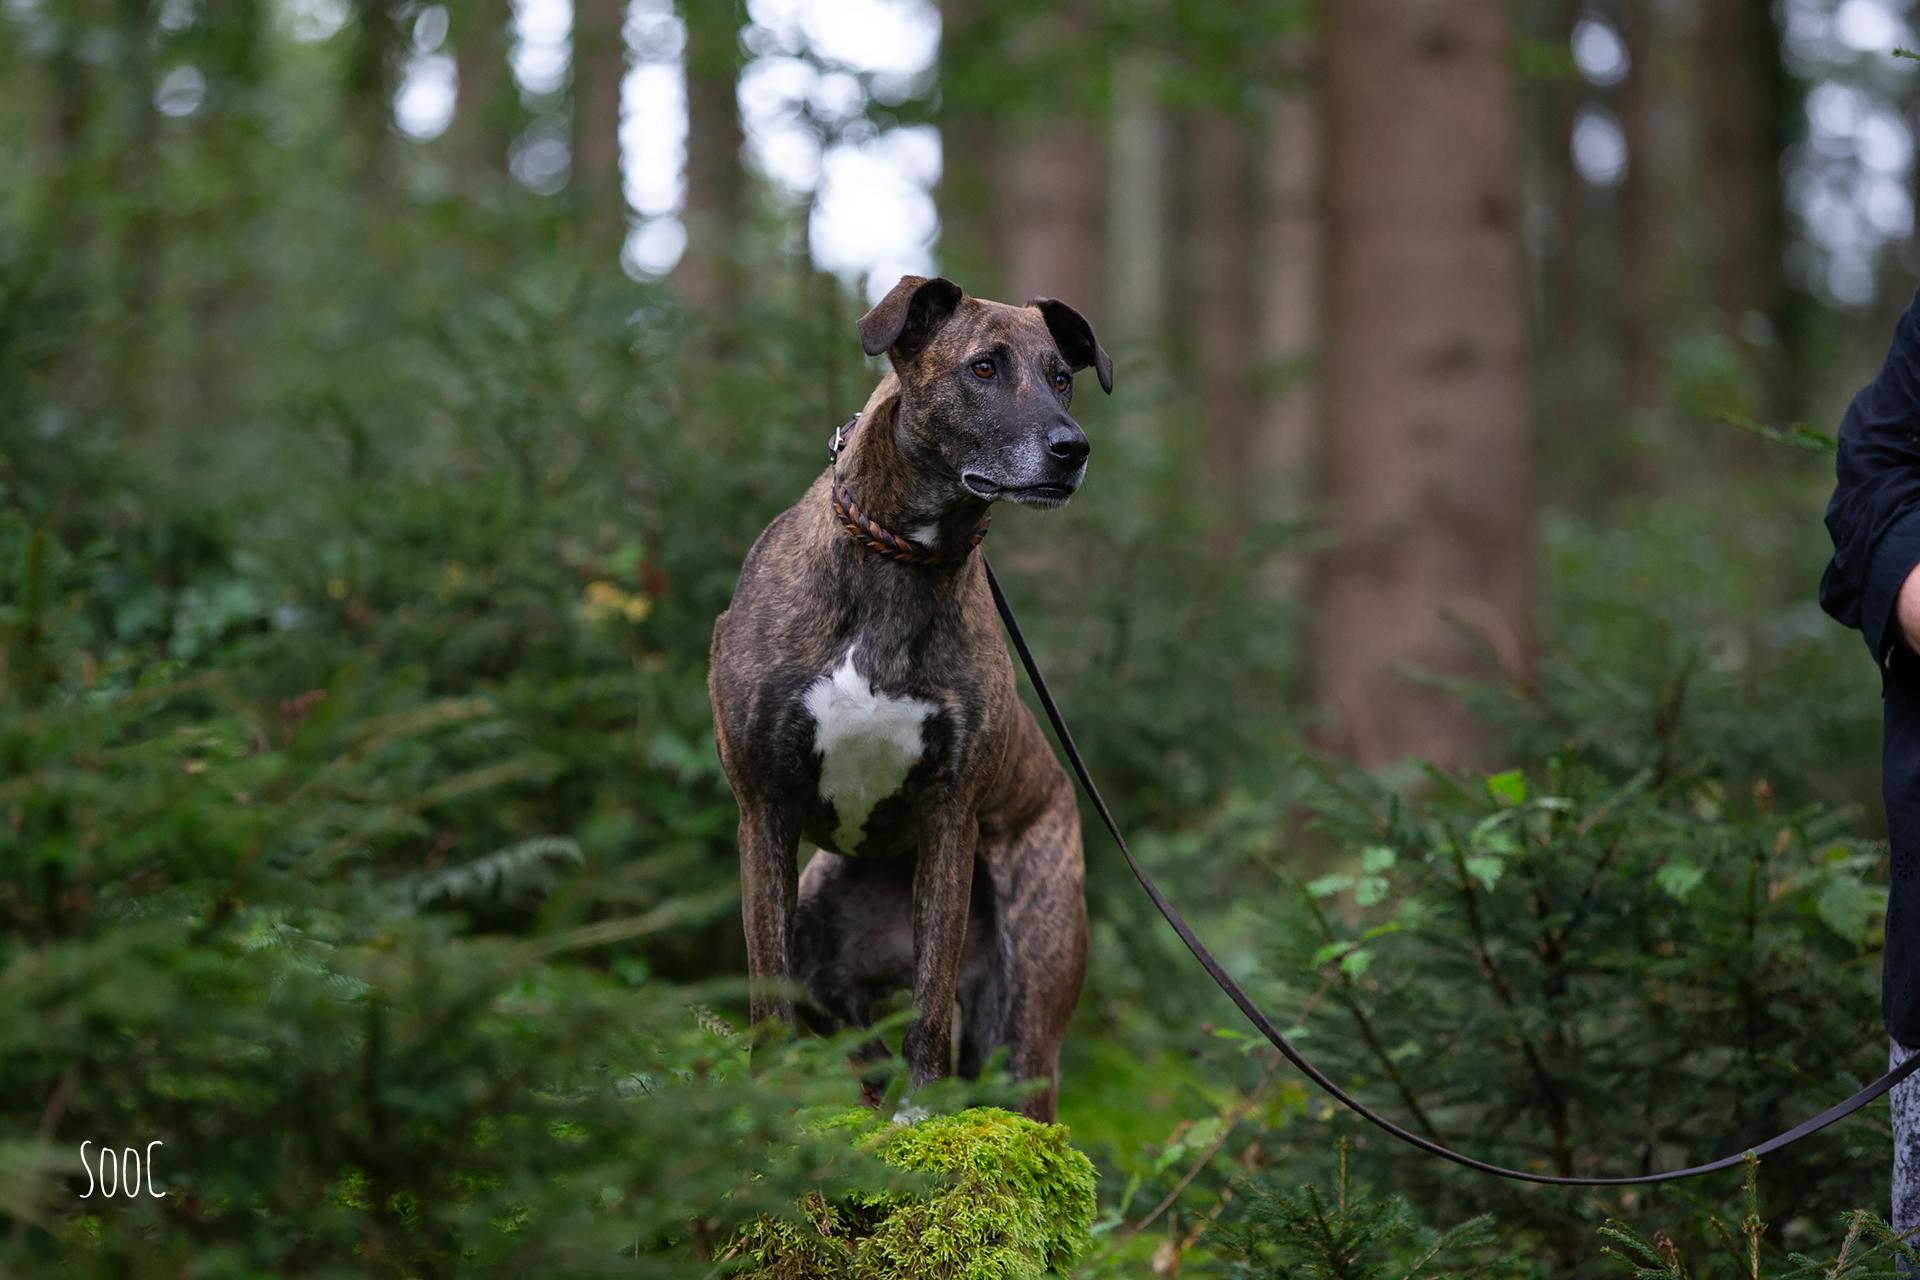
[1053,372,1071,394]
[970,360,996,380]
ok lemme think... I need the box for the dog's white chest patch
[803,648,936,851]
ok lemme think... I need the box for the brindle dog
[708,275,1112,1121]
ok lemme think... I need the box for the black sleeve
[1821,291,1920,677]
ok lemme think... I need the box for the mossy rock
[728,1107,1097,1279]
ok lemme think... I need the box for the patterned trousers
[1895,1039,1920,1275]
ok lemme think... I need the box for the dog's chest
[801,646,941,854]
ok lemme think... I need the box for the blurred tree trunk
[1179,109,1256,531]
[937,0,1006,295]
[1251,69,1320,574]
[111,0,160,404]
[1694,0,1791,419]
[36,11,99,416]
[1313,0,1532,770]
[345,0,405,188]
[192,0,268,419]
[451,0,515,181]
[677,0,745,313]
[573,0,628,255]
[997,117,1105,313]
[1535,0,1584,431]
[941,0,1103,311]
[1619,0,1662,423]
[1105,53,1169,347]
[993,1,1105,314]
[36,10,93,242]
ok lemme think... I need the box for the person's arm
[1898,566,1920,663]
[1821,292,1920,678]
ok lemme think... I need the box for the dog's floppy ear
[1029,297,1114,394]
[858,275,965,361]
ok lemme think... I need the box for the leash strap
[983,554,1920,1186]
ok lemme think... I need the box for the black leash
[982,554,1920,1186]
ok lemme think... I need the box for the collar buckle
[829,412,859,463]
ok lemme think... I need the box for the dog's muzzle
[963,423,1090,508]
[961,471,1085,508]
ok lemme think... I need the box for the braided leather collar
[828,413,989,567]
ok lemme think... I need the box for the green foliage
[729,1108,1098,1279]
[1,3,1912,1278]
[1599,1159,1919,1278]
[0,560,896,1273]
[1207,1143,1517,1279]
[1276,736,1889,1266]
[1215,1186,1505,1280]
[1076,604,1894,1275]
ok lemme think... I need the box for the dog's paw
[890,1103,931,1126]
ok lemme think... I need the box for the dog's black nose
[1046,423,1090,464]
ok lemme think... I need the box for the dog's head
[857,275,1112,510]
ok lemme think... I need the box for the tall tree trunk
[36,15,99,418]
[450,0,515,182]
[111,0,160,408]
[1618,0,1662,423]
[677,0,745,313]
[940,0,1103,310]
[937,0,1006,296]
[345,0,405,188]
[572,0,628,255]
[996,116,1105,314]
[1180,109,1256,530]
[1694,0,1790,420]
[1251,71,1320,563]
[191,0,267,421]
[1536,0,1585,434]
[1313,0,1533,769]
[36,5,94,238]
[1105,52,1170,347]
[991,0,1104,314]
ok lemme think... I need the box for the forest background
[6,0,1920,1275]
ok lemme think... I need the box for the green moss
[334,1167,370,1211]
[386,1189,420,1226]
[729,1193,859,1280]
[730,1108,1097,1280]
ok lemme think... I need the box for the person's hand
[1899,562,1920,656]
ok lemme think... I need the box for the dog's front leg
[901,805,979,1105]
[738,805,801,1031]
